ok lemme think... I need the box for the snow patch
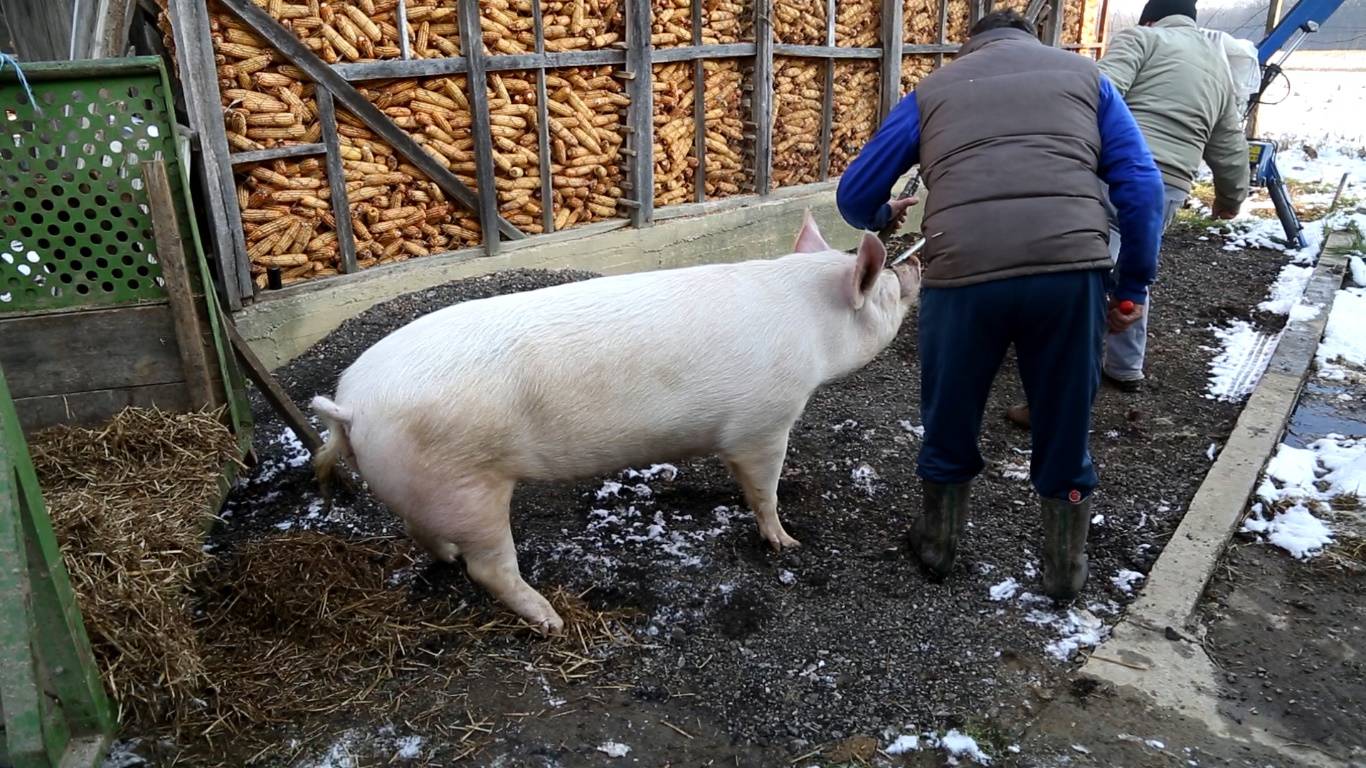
[1205,320,1277,401]
[1112,569,1145,594]
[886,734,921,754]
[851,463,881,496]
[1318,287,1366,379]
[988,578,1019,602]
[1243,503,1335,560]
[596,741,632,758]
[899,420,926,438]
[1257,264,1314,315]
[940,730,992,765]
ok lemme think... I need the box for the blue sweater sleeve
[836,92,921,232]
[1096,74,1165,305]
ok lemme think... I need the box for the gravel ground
[159,221,1290,766]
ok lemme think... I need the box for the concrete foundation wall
[236,184,912,369]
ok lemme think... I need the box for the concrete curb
[1077,231,1357,767]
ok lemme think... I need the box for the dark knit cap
[1139,0,1197,24]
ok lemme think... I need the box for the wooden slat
[488,49,626,70]
[144,159,218,411]
[458,0,502,255]
[625,0,655,226]
[773,44,882,58]
[330,49,628,80]
[651,43,755,62]
[0,305,184,399]
[315,90,359,274]
[691,0,706,204]
[819,64,834,181]
[1045,0,1065,46]
[228,143,327,166]
[167,0,252,308]
[15,384,193,433]
[532,0,555,234]
[753,0,774,194]
[216,0,526,241]
[903,43,960,53]
[880,0,904,121]
[221,319,326,458]
[396,0,411,59]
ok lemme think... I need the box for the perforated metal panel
[0,65,188,312]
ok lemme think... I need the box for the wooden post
[315,89,359,274]
[625,0,655,226]
[457,0,502,256]
[143,159,218,411]
[819,0,835,181]
[753,0,774,194]
[396,0,412,59]
[167,0,252,309]
[692,0,707,204]
[531,0,556,234]
[880,0,904,121]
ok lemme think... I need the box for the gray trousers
[1102,184,1188,382]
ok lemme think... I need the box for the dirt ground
[116,220,1298,767]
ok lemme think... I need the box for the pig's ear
[849,233,886,309]
[793,209,829,253]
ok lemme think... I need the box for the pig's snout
[891,259,922,301]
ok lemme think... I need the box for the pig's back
[336,254,843,477]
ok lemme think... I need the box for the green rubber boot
[909,480,971,580]
[1040,496,1092,603]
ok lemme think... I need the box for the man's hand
[1107,297,1144,334]
[1212,202,1240,220]
[880,195,920,236]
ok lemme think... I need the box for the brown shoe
[1005,404,1030,430]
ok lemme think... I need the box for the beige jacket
[1099,16,1250,211]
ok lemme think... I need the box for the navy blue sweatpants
[916,269,1107,502]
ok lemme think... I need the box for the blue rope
[0,52,42,115]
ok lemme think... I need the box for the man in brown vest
[837,11,1165,601]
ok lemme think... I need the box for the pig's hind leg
[722,430,800,550]
[413,474,565,635]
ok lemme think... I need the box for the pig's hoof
[763,530,802,551]
[531,612,565,637]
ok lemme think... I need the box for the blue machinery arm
[1243,0,1346,249]
[1257,0,1347,64]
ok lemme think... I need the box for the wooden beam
[650,43,756,62]
[902,43,960,53]
[692,0,706,204]
[532,0,555,234]
[1045,0,1065,47]
[753,0,774,194]
[221,320,323,456]
[315,90,359,274]
[330,49,628,80]
[216,0,526,241]
[396,0,411,59]
[167,0,253,308]
[458,0,503,255]
[880,0,904,121]
[624,0,655,226]
[772,44,883,58]
[818,0,835,182]
[143,159,218,411]
[227,142,327,166]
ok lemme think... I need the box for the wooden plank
[0,305,185,399]
[651,43,755,62]
[881,0,904,121]
[458,0,502,256]
[939,0,950,45]
[0,444,46,762]
[819,62,834,181]
[753,0,774,194]
[1045,0,1065,46]
[903,43,960,53]
[332,58,467,80]
[144,160,218,412]
[15,383,193,433]
[624,0,655,226]
[396,0,411,59]
[532,0,555,234]
[228,143,328,166]
[4,0,75,61]
[167,0,253,308]
[90,0,138,57]
[221,319,324,456]
[772,44,883,58]
[692,0,706,204]
[315,89,359,274]
[216,0,526,242]
[488,49,626,70]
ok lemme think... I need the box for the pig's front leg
[723,431,800,550]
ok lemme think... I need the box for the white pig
[310,212,921,633]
